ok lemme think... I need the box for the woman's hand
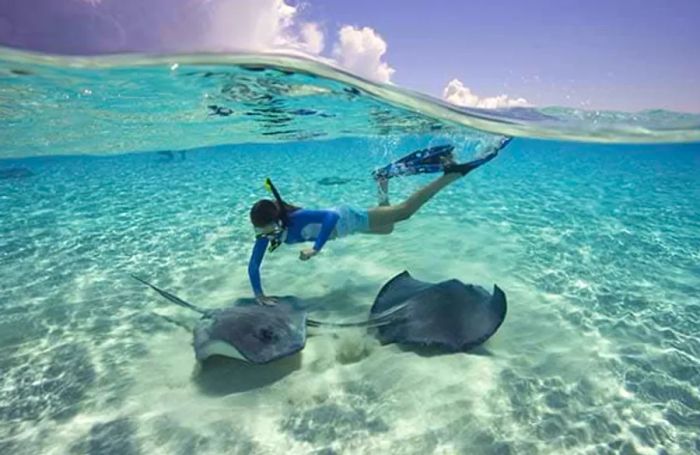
[255,294,277,306]
[299,248,318,261]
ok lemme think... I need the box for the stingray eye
[258,327,277,342]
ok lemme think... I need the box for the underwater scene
[1,49,700,454]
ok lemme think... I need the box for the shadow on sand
[193,352,302,396]
[395,343,495,358]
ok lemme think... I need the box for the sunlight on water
[1,47,699,454]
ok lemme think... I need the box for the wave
[1,47,699,158]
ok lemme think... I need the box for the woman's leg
[367,172,461,233]
[366,140,506,234]
[377,177,390,206]
[371,177,394,234]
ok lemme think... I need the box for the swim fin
[372,144,455,180]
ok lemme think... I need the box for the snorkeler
[248,137,512,305]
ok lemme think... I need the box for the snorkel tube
[264,178,289,228]
[263,178,288,252]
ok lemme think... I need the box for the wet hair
[250,199,300,227]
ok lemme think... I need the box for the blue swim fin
[372,144,455,180]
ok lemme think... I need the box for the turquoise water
[1,50,700,454]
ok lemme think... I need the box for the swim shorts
[334,205,370,237]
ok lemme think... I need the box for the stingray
[132,271,507,364]
[317,176,354,186]
[365,271,507,351]
[132,276,308,364]
[0,167,34,179]
[308,271,507,352]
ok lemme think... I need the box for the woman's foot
[443,137,511,176]
[442,152,498,175]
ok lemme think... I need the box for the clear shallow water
[1,49,700,454]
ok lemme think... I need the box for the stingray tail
[151,312,194,332]
[306,318,379,329]
[131,275,208,315]
[306,302,408,330]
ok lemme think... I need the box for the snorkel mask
[255,221,285,252]
[254,178,291,253]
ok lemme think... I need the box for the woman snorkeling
[248,138,512,305]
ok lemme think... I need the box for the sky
[0,0,698,112]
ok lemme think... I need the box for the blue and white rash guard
[248,208,339,296]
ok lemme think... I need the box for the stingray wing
[370,272,508,352]
[194,298,308,364]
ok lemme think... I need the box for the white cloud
[443,78,529,109]
[68,1,394,82]
[299,22,325,55]
[196,0,314,53]
[332,26,395,83]
[196,3,395,82]
[68,0,324,56]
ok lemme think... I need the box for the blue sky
[306,0,700,112]
[1,0,698,112]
